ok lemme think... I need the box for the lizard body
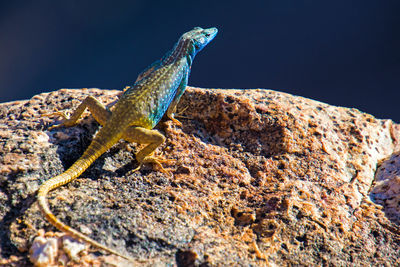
[37,27,217,261]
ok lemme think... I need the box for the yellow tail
[37,137,135,262]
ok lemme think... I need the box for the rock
[0,87,399,266]
[29,230,61,267]
[371,152,400,224]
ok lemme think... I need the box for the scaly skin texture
[37,27,218,261]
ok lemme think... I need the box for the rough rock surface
[0,87,399,266]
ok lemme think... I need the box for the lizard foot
[171,106,191,125]
[41,111,77,130]
[167,113,182,127]
[41,110,70,120]
[130,155,175,175]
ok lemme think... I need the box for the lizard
[37,26,218,261]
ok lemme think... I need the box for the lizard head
[182,27,218,56]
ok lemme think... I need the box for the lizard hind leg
[122,126,174,173]
[42,95,112,130]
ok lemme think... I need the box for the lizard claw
[127,164,142,175]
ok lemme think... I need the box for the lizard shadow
[45,119,145,178]
[44,120,127,178]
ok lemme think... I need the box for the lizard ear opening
[192,35,207,51]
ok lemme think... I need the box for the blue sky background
[0,0,399,121]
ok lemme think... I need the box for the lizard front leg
[43,96,111,129]
[122,126,173,173]
[166,70,189,127]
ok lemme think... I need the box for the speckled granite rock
[0,87,399,266]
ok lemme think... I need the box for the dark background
[0,1,399,121]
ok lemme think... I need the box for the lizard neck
[162,38,196,68]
